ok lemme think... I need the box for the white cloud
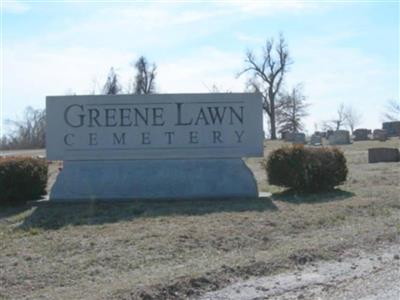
[29,4,229,51]
[3,45,134,119]
[236,33,264,44]
[4,35,397,133]
[286,37,398,131]
[224,0,321,16]
[3,0,30,14]
[157,47,246,93]
[2,3,238,123]
[3,43,245,119]
[1,1,397,135]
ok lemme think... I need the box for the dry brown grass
[0,139,399,299]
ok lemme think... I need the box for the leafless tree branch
[238,34,292,139]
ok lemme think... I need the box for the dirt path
[198,243,400,300]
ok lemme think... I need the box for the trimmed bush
[0,157,48,204]
[265,145,347,192]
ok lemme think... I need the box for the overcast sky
[1,0,398,136]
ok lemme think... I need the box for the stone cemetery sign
[46,93,264,200]
[47,94,263,160]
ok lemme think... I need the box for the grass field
[1,139,399,299]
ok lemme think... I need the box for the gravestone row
[285,124,398,145]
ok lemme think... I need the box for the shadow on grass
[0,203,32,220]
[0,195,47,220]
[271,188,355,204]
[19,197,277,230]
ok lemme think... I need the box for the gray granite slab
[50,158,258,201]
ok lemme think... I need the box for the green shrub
[265,145,348,192]
[0,157,48,204]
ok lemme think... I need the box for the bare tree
[132,56,156,94]
[277,84,309,133]
[238,33,291,139]
[323,103,347,131]
[383,99,400,121]
[103,67,121,95]
[0,136,10,150]
[204,82,231,93]
[90,77,101,95]
[1,107,46,149]
[344,105,362,134]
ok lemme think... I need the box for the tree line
[1,35,399,149]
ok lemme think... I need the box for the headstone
[283,132,291,141]
[382,121,400,137]
[328,130,350,145]
[368,148,400,163]
[314,131,326,138]
[281,131,289,140]
[46,93,264,201]
[310,134,322,145]
[283,132,294,142]
[283,132,305,144]
[292,133,306,144]
[373,129,388,141]
[353,128,371,141]
[326,130,334,140]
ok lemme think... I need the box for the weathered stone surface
[292,133,306,144]
[368,148,400,163]
[382,121,400,137]
[280,131,287,140]
[326,130,334,140]
[310,134,322,145]
[46,93,264,160]
[284,132,306,144]
[47,93,263,201]
[353,128,371,141]
[314,131,326,138]
[373,129,388,141]
[282,132,293,141]
[328,130,350,145]
[50,159,259,201]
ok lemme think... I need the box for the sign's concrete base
[50,159,258,201]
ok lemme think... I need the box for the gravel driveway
[199,243,400,300]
